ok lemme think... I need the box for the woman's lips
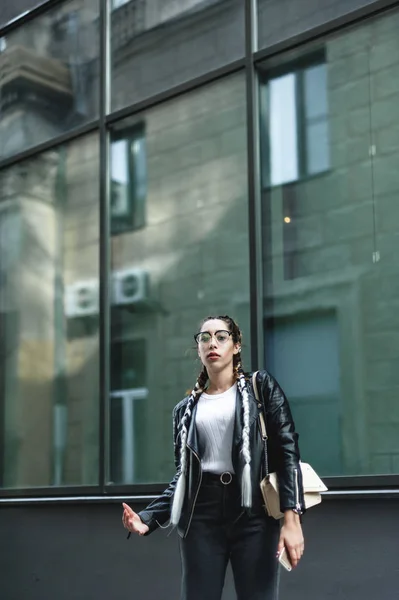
[207,353,220,360]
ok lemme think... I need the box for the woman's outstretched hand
[122,502,149,536]
[277,510,305,569]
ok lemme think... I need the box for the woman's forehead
[200,319,229,332]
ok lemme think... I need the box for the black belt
[202,471,236,485]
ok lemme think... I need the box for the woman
[122,315,305,600]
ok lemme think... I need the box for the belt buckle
[220,472,232,485]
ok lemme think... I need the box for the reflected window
[266,313,342,476]
[262,59,329,186]
[112,0,130,8]
[110,338,147,484]
[110,126,147,235]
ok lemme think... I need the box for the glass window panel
[257,0,376,50]
[0,0,42,28]
[0,0,99,160]
[304,64,328,120]
[269,74,298,186]
[0,134,99,488]
[107,74,250,485]
[368,9,399,477]
[260,13,399,477]
[110,0,245,112]
[306,120,330,175]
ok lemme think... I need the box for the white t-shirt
[195,383,237,474]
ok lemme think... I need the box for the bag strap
[252,371,269,478]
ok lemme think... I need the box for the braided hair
[170,315,252,526]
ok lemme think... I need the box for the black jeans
[179,473,280,600]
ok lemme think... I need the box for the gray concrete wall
[0,497,398,600]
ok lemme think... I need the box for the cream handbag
[252,372,328,520]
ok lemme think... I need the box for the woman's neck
[206,369,236,395]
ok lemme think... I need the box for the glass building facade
[1,0,399,498]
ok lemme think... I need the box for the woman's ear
[233,345,241,355]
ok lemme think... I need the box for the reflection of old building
[0,0,249,488]
[1,2,399,599]
[261,17,399,477]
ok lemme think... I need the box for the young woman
[122,315,305,600]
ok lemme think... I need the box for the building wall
[0,497,398,600]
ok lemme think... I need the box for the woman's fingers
[285,541,305,568]
[121,503,148,537]
[122,504,136,531]
[276,536,285,556]
[122,502,135,516]
[287,545,299,568]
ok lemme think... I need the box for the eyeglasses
[194,330,233,345]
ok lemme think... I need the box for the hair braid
[170,366,208,526]
[235,360,252,508]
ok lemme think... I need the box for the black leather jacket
[138,370,305,538]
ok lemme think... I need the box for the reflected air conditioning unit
[112,268,149,306]
[65,280,99,317]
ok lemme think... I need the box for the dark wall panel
[0,498,398,600]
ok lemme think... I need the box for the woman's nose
[209,336,217,348]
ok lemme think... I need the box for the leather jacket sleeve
[137,402,183,534]
[260,371,305,515]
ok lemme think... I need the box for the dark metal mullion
[127,131,137,228]
[258,74,270,189]
[0,121,100,172]
[245,0,263,370]
[296,69,307,179]
[98,0,110,494]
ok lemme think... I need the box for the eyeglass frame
[194,330,233,345]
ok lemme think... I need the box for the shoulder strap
[252,371,269,477]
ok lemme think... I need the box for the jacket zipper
[184,446,202,538]
[294,467,301,513]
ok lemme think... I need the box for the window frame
[259,51,330,189]
[110,123,146,236]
